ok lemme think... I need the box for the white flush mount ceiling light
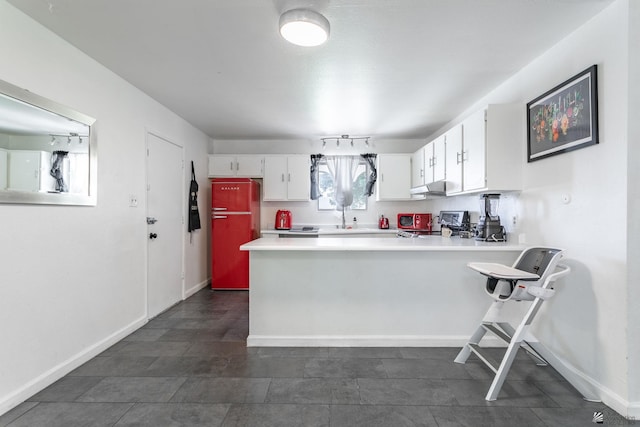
[279,9,330,47]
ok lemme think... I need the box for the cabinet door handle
[381,173,384,181]
[230,161,233,171]
[288,173,291,182]
[420,169,424,178]
[236,161,239,171]
[432,156,437,166]
[463,151,468,161]
[456,152,462,165]
[281,173,285,182]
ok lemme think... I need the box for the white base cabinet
[376,154,412,200]
[208,154,264,177]
[446,104,523,195]
[263,155,310,201]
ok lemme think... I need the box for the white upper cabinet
[376,154,412,201]
[263,155,310,201]
[425,133,446,185]
[411,146,426,188]
[208,154,264,177]
[445,104,522,195]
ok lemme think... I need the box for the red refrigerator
[211,178,260,290]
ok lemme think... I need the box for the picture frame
[527,65,598,162]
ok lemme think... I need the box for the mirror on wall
[0,78,97,206]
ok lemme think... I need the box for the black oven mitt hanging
[188,161,201,232]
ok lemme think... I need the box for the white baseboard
[0,316,147,416]
[246,335,506,348]
[184,278,210,299]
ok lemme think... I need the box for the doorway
[146,131,184,318]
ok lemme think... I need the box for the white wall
[0,1,210,414]
[425,0,635,416]
[626,0,640,408]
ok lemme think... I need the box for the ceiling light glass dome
[279,9,330,47]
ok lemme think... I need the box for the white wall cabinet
[445,104,523,195]
[425,134,446,185]
[208,154,264,177]
[263,155,310,201]
[376,154,412,200]
[411,147,425,188]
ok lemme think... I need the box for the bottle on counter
[352,217,357,229]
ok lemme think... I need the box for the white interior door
[146,132,184,318]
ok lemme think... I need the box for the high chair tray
[467,262,540,280]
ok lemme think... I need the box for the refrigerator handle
[213,215,228,219]
[213,207,227,211]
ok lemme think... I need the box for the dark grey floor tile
[328,347,403,359]
[398,347,462,360]
[265,378,360,404]
[530,406,633,427]
[145,318,222,330]
[330,404,438,427]
[304,358,387,378]
[221,327,249,342]
[27,376,104,402]
[166,308,226,320]
[157,328,227,342]
[123,328,169,342]
[446,379,560,407]
[114,402,230,426]
[68,355,158,376]
[144,356,229,377]
[77,377,186,403]
[533,380,605,408]
[257,347,330,358]
[185,341,257,357]
[222,403,330,427]
[358,378,458,406]
[98,340,131,356]
[430,405,546,427]
[222,356,307,378]
[109,341,192,357]
[3,402,133,427]
[170,378,270,403]
[0,402,38,427]
[383,358,475,379]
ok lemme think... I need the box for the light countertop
[241,236,526,252]
[261,227,398,236]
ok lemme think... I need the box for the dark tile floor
[0,289,622,426]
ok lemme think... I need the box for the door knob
[149,232,158,239]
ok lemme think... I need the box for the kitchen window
[317,160,368,210]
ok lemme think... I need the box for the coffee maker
[475,193,506,241]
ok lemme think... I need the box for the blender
[475,193,506,241]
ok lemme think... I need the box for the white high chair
[454,247,600,402]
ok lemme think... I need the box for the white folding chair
[454,247,600,402]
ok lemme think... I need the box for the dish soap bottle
[352,217,357,229]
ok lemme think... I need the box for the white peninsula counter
[240,236,527,347]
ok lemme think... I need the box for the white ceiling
[8,0,613,141]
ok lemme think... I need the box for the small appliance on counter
[378,215,390,229]
[438,210,470,235]
[397,213,432,233]
[475,193,506,241]
[275,209,292,230]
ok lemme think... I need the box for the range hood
[409,180,447,196]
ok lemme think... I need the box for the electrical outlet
[129,194,138,207]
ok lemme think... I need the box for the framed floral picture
[527,65,598,162]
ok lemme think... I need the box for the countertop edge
[241,237,527,252]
